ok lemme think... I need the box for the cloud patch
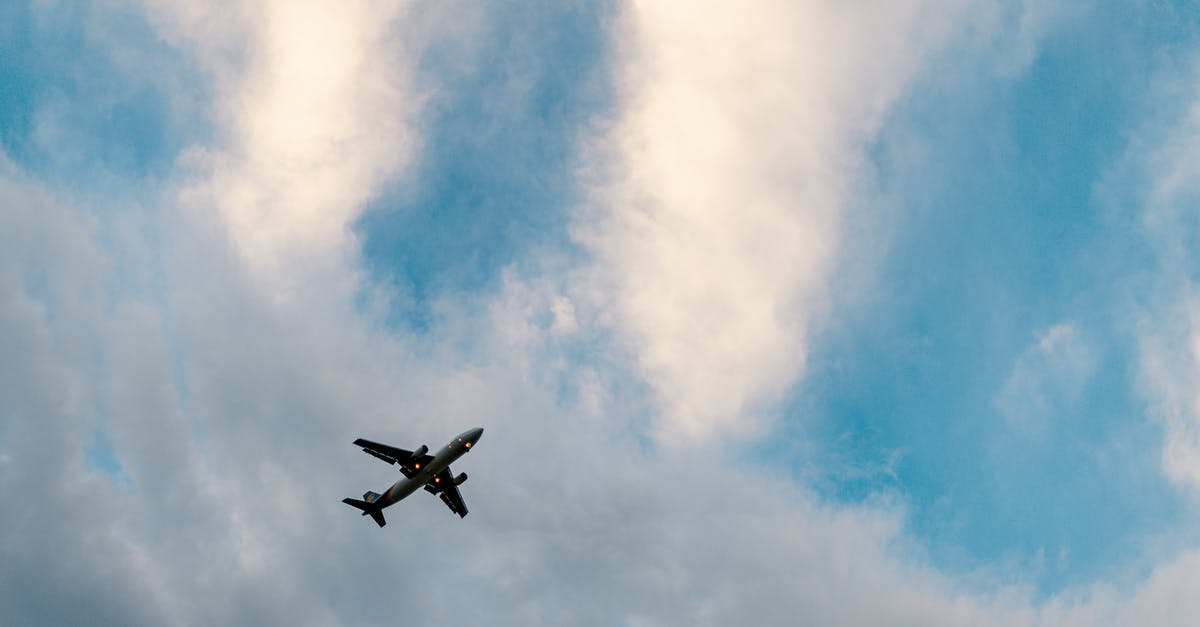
[1133,62,1200,491]
[145,0,418,289]
[994,323,1096,436]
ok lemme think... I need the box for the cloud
[0,156,172,625]
[8,1,1200,626]
[143,0,418,290]
[992,0,1093,77]
[1141,298,1200,488]
[1130,62,1200,490]
[1,156,1020,624]
[0,184,1049,625]
[994,323,1096,436]
[576,0,987,442]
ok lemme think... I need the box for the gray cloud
[1,154,1031,625]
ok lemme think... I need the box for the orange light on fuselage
[414,463,420,469]
[465,442,471,448]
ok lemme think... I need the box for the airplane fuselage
[374,427,481,509]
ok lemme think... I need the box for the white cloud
[1142,295,1200,488]
[577,0,986,442]
[550,296,578,335]
[143,0,417,291]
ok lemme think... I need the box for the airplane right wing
[423,467,469,518]
[438,482,468,518]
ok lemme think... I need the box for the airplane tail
[342,492,387,527]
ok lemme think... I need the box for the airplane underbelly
[386,477,421,502]
[384,450,465,503]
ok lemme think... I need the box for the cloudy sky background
[5,0,1200,624]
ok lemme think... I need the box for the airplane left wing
[354,438,435,477]
[424,467,469,518]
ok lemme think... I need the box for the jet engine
[410,444,428,461]
[454,472,468,486]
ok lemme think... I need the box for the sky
[5,1,1200,625]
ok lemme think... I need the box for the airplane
[342,427,483,527]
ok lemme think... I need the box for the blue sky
[789,3,1200,593]
[356,2,615,328]
[0,2,202,185]
[6,1,1200,624]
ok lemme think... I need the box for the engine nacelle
[410,444,428,461]
[454,472,468,486]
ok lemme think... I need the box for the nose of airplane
[463,428,483,450]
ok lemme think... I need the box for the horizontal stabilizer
[342,497,387,527]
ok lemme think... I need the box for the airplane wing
[354,438,435,477]
[423,467,469,518]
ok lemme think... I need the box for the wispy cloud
[1131,61,1200,490]
[994,323,1096,436]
